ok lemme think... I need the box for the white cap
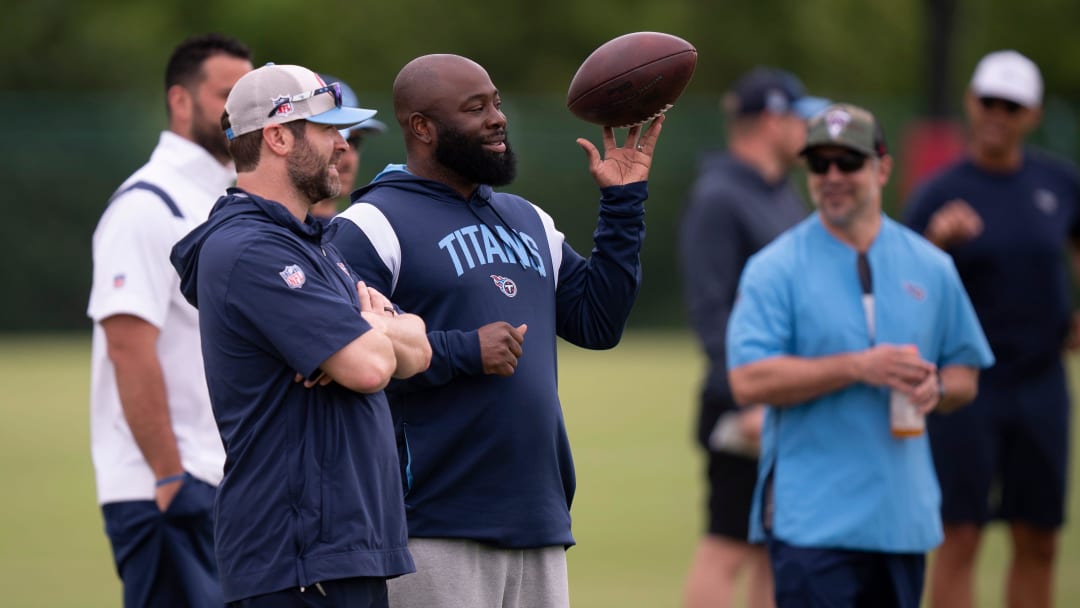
[970,50,1043,109]
[224,63,378,139]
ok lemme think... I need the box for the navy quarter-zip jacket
[172,189,414,602]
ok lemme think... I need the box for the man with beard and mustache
[329,54,665,608]
[904,51,1080,608]
[87,33,251,607]
[727,103,993,607]
[310,75,388,224]
[170,63,431,607]
[678,67,826,608]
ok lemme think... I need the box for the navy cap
[723,67,829,120]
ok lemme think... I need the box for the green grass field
[1,332,1078,607]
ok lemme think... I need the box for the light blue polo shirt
[728,213,994,553]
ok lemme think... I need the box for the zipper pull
[300,582,328,596]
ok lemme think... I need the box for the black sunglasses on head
[806,151,868,175]
[978,96,1022,114]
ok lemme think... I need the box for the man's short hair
[224,113,306,172]
[165,33,252,94]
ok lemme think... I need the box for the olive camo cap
[800,103,886,158]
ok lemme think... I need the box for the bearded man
[329,53,666,608]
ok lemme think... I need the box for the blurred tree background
[3,0,1079,332]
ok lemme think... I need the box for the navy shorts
[101,473,221,608]
[768,538,924,608]
[705,450,759,541]
[228,577,388,608]
[928,361,1069,528]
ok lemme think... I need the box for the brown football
[566,32,697,128]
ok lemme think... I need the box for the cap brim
[354,118,388,134]
[971,84,1039,108]
[308,106,378,129]
[799,141,877,158]
[340,118,388,140]
[793,96,831,120]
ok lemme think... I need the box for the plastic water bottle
[890,389,925,438]
[890,345,926,438]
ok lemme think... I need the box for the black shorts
[928,361,1070,528]
[768,538,924,608]
[704,450,760,541]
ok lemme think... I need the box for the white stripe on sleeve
[529,203,565,288]
[334,203,403,293]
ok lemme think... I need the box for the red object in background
[898,120,967,205]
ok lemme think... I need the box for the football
[566,32,698,128]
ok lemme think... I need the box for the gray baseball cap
[224,63,377,140]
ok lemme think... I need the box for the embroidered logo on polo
[490,275,518,298]
[279,264,306,289]
[902,280,926,301]
[1034,189,1058,215]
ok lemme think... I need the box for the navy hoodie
[171,189,413,602]
[330,166,647,548]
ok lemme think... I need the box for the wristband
[155,473,185,488]
[935,372,946,405]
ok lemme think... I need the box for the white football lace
[613,103,674,129]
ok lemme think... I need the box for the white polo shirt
[87,131,233,504]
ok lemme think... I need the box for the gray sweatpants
[388,538,570,608]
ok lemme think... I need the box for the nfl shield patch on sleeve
[279,264,306,289]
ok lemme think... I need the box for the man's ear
[263,124,294,156]
[1019,105,1043,136]
[167,84,193,132]
[877,154,894,187]
[409,113,434,144]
